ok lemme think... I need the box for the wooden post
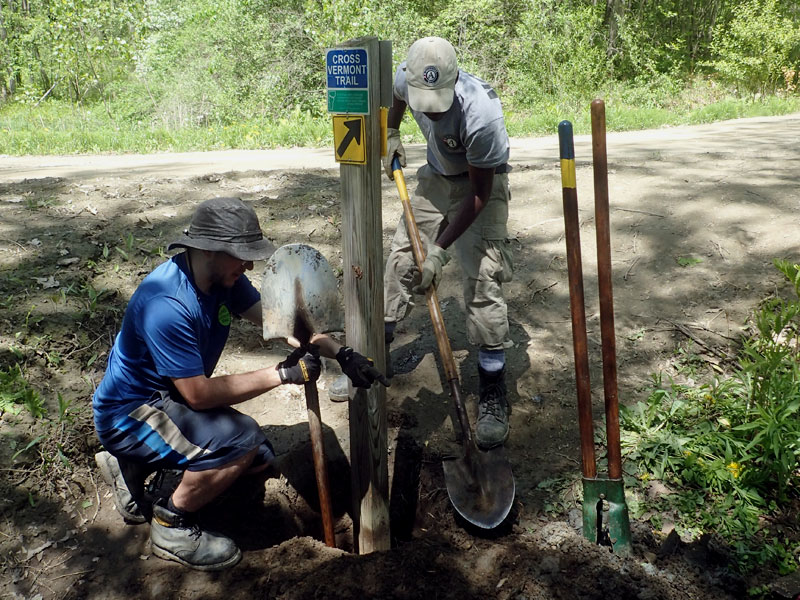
[336,36,390,553]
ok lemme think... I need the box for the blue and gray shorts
[96,391,274,472]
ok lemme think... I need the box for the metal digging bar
[558,103,632,555]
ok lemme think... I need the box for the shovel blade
[442,446,515,529]
[261,244,343,342]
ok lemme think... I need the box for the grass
[506,93,800,138]
[0,102,333,155]
[2,87,799,155]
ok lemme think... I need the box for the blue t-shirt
[93,253,260,432]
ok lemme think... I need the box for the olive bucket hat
[168,197,276,261]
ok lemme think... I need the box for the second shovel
[261,243,344,548]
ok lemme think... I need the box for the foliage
[1,0,799,152]
[504,2,607,106]
[429,0,525,88]
[706,0,800,94]
[621,260,800,573]
[0,363,45,417]
[0,0,144,102]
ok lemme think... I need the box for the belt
[439,164,511,178]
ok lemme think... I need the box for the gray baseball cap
[168,197,276,261]
[405,37,458,113]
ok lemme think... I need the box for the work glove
[383,128,406,180]
[412,245,450,295]
[336,346,390,388]
[278,346,321,385]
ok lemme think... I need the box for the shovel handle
[591,99,622,480]
[559,121,597,480]
[391,157,474,450]
[303,379,336,547]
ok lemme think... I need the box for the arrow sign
[337,119,362,157]
[332,115,365,165]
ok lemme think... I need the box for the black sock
[167,495,190,517]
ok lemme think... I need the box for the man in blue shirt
[93,197,385,570]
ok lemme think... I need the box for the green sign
[327,89,368,115]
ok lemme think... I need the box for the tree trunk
[0,0,12,99]
[604,0,625,59]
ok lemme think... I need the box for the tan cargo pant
[384,164,513,350]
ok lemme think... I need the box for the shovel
[391,156,515,529]
[558,101,631,554]
[261,243,344,548]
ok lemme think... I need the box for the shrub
[504,2,607,108]
[706,0,800,94]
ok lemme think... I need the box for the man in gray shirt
[333,36,513,449]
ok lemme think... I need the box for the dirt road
[3,112,797,181]
[1,112,799,599]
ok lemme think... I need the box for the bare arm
[387,97,406,129]
[173,299,344,409]
[172,368,283,411]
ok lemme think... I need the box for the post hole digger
[391,156,515,529]
[558,100,632,554]
[261,243,344,548]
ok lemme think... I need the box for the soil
[1,112,799,600]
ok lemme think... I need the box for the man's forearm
[435,194,481,249]
[387,98,406,129]
[174,368,283,410]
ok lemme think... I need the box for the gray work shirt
[393,63,510,176]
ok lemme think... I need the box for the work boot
[95,450,149,524]
[150,498,242,571]
[475,366,509,449]
[328,339,393,402]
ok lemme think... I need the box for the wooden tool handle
[558,121,597,479]
[304,380,336,547]
[391,157,474,451]
[591,99,622,480]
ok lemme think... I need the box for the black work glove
[278,345,321,385]
[336,346,390,388]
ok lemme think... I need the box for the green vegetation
[1,0,798,154]
[0,363,44,417]
[620,260,800,575]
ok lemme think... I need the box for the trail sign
[327,90,369,114]
[326,48,369,115]
[332,115,365,164]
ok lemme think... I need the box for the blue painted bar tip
[558,120,575,160]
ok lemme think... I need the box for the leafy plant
[115,231,136,261]
[621,259,800,573]
[0,364,46,418]
[706,0,800,94]
[677,256,703,267]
